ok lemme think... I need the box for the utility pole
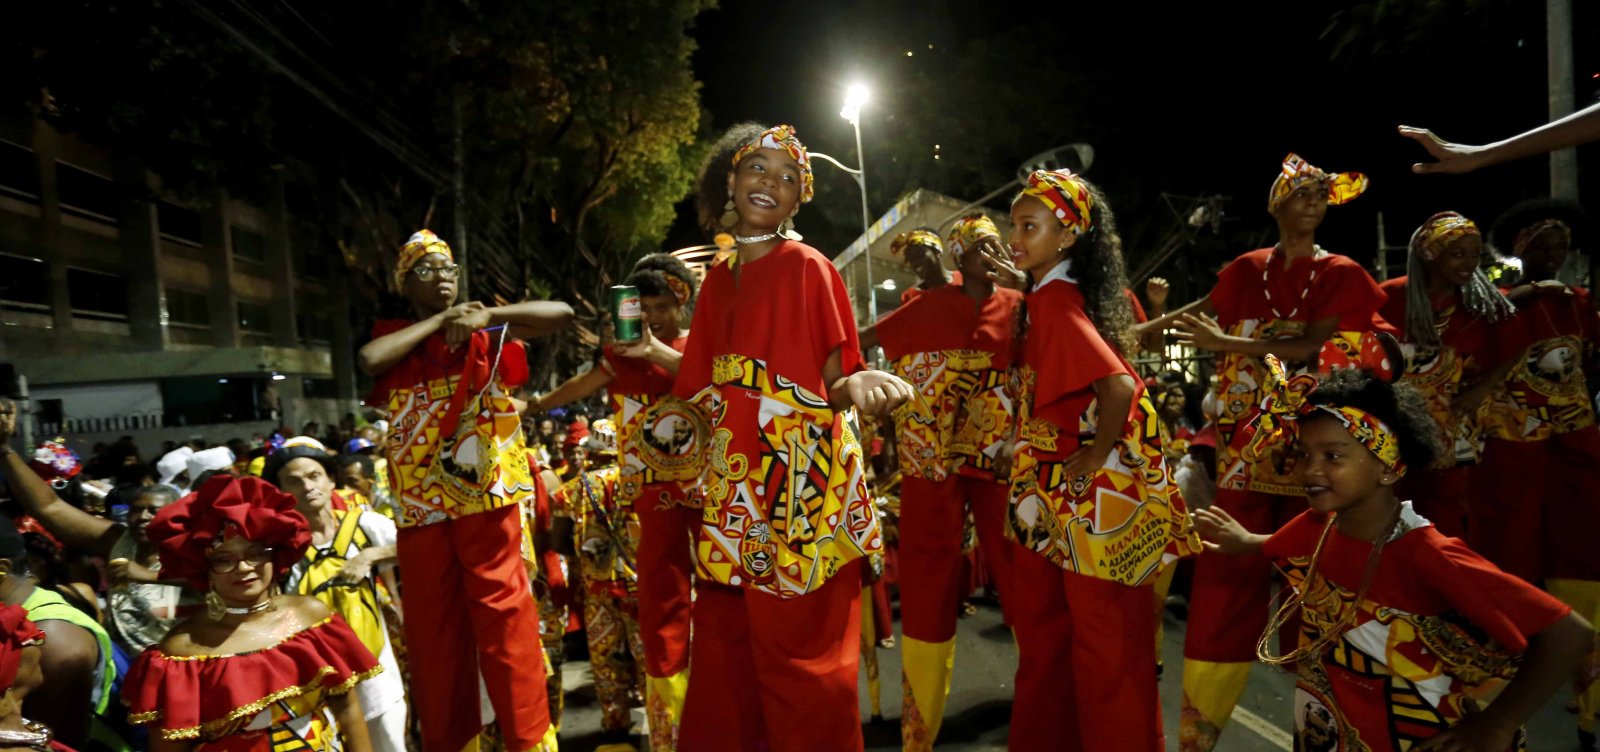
[1548,0,1577,201]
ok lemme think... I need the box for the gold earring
[720,190,738,228]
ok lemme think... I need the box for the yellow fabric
[396,229,454,291]
[1179,660,1252,752]
[1022,169,1094,234]
[1267,153,1368,214]
[287,510,386,660]
[889,350,1008,481]
[1546,579,1600,733]
[1414,211,1480,260]
[385,366,537,528]
[646,671,688,752]
[614,393,704,510]
[946,214,1000,262]
[900,636,957,751]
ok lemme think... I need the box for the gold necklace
[1257,505,1401,666]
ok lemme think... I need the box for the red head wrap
[146,475,311,589]
[0,603,44,689]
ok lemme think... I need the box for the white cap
[186,446,237,479]
[157,447,195,486]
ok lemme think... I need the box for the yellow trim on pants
[901,635,957,751]
[1179,659,1251,752]
[1548,579,1600,734]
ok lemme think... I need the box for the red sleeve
[672,268,722,400]
[813,254,864,377]
[1308,256,1386,330]
[1124,288,1148,323]
[1209,253,1259,325]
[1031,284,1126,406]
[1377,277,1408,335]
[366,319,414,404]
[872,295,921,361]
[497,337,528,389]
[1420,533,1572,652]
[1262,510,1326,560]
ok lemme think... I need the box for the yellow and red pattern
[891,229,944,257]
[1022,169,1095,235]
[1414,212,1480,260]
[1283,549,1525,751]
[394,229,453,292]
[1007,368,1199,585]
[611,391,705,511]
[1483,333,1597,441]
[1268,153,1368,214]
[384,371,536,528]
[1397,329,1484,466]
[946,214,1000,262]
[732,124,814,204]
[1242,355,1407,477]
[888,350,1012,482]
[688,354,883,598]
[1212,319,1310,495]
[553,467,641,590]
[583,585,647,733]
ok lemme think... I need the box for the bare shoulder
[282,593,334,626]
[154,617,210,657]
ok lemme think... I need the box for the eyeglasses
[411,264,460,281]
[208,547,274,574]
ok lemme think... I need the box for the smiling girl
[673,123,913,752]
[1196,365,1593,752]
[1375,212,1516,538]
[999,169,1194,751]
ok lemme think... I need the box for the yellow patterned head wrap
[395,229,454,292]
[946,214,1000,261]
[732,124,815,204]
[1021,169,1095,235]
[890,229,943,258]
[1242,355,1407,477]
[1411,211,1480,261]
[1267,153,1368,214]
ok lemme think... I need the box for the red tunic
[1377,276,1497,465]
[1209,248,1387,494]
[602,337,701,507]
[673,241,882,597]
[875,283,1022,482]
[1007,274,1197,583]
[1480,288,1599,442]
[1264,505,1570,750]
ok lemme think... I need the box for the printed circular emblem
[636,398,709,481]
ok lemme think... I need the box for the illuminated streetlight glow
[840,83,869,125]
[880,279,896,291]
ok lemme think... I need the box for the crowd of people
[0,114,1594,752]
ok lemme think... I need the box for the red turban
[146,475,311,589]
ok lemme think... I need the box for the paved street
[556,601,1583,751]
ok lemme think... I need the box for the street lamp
[810,82,877,319]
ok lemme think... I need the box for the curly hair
[627,252,697,304]
[694,122,768,233]
[1302,368,1445,472]
[1015,179,1137,355]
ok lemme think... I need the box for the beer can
[612,285,643,342]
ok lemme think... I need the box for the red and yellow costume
[1007,255,1196,752]
[1180,155,1389,751]
[1378,275,1495,539]
[672,239,882,752]
[872,220,1023,749]
[370,231,555,752]
[1265,504,1572,751]
[1475,272,1600,736]
[551,466,647,735]
[602,337,699,749]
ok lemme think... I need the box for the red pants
[1473,429,1600,583]
[634,485,698,678]
[397,505,551,752]
[1400,464,1470,540]
[1184,488,1305,663]
[899,475,1015,643]
[679,560,864,752]
[1008,549,1162,752]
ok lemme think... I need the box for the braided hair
[1403,224,1514,349]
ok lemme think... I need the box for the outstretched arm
[532,366,613,414]
[1400,102,1600,175]
[0,400,120,557]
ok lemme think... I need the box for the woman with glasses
[358,229,572,752]
[123,475,381,752]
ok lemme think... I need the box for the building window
[67,267,128,321]
[237,300,272,333]
[303,377,340,399]
[298,308,332,345]
[0,253,50,313]
[231,226,267,266]
[56,162,119,223]
[158,201,203,246]
[0,140,39,202]
[165,287,210,327]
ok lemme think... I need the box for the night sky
[665,0,1598,300]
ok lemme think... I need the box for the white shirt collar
[1032,258,1077,292]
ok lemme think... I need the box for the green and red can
[611,284,643,343]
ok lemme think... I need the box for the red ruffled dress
[123,615,381,751]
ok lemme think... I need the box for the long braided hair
[1403,218,1514,349]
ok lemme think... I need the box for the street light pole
[836,83,875,321]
